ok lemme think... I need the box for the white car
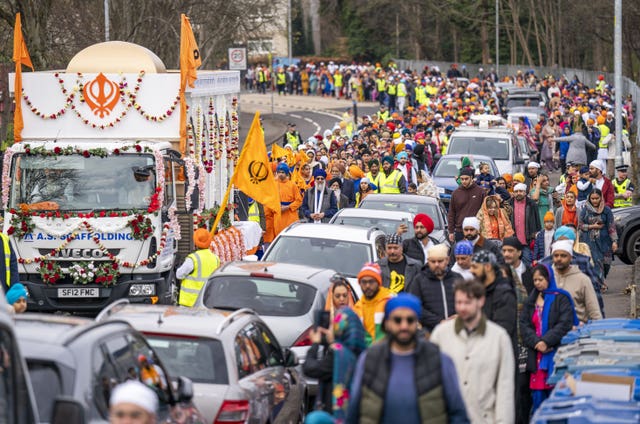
[330,208,415,238]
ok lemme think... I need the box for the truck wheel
[624,229,640,265]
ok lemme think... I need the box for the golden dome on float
[66,41,166,73]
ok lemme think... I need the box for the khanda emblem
[248,160,269,184]
[83,73,120,118]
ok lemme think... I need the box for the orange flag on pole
[179,14,201,155]
[12,13,33,143]
[211,112,280,234]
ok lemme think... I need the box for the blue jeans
[521,246,532,267]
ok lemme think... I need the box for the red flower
[7,227,14,235]
[113,148,120,155]
[82,150,90,158]
[53,146,62,154]
[47,263,53,271]
[53,273,60,280]
[25,148,31,154]
[135,145,142,152]
[112,262,118,270]
[107,275,113,281]
[99,211,106,217]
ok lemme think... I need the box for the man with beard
[470,250,517,348]
[410,244,462,332]
[502,236,534,294]
[348,293,469,424]
[264,163,302,247]
[379,155,407,193]
[431,280,515,424]
[365,159,382,191]
[451,217,504,264]
[378,234,422,294]
[402,214,437,264]
[588,160,614,208]
[301,168,338,223]
[353,262,393,346]
[550,240,602,323]
[524,161,540,190]
[507,183,541,266]
[447,168,486,242]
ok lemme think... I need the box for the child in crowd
[475,162,496,195]
[407,182,418,194]
[533,211,556,263]
[576,165,593,207]
[5,283,28,314]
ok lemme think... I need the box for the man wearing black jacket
[409,244,462,332]
[401,214,438,264]
[507,183,541,266]
[502,237,534,294]
[470,250,517,350]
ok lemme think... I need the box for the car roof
[216,261,335,281]
[437,154,494,161]
[332,208,414,220]
[360,193,439,204]
[279,222,384,242]
[453,127,513,136]
[106,304,252,339]
[508,106,545,114]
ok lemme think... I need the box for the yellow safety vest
[366,172,382,192]
[0,233,11,287]
[258,71,266,82]
[334,74,343,87]
[376,111,390,122]
[277,73,286,85]
[376,79,386,92]
[598,124,610,148]
[397,83,406,97]
[179,249,220,307]
[286,132,300,149]
[387,84,397,95]
[613,179,633,208]
[379,170,402,194]
[248,202,260,223]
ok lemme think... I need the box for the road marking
[303,117,313,122]
[290,114,302,119]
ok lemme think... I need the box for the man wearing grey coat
[553,133,596,166]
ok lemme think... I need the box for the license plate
[58,288,100,298]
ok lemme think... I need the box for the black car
[15,314,204,424]
[613,205,640,264]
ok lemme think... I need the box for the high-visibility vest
[0,233,11,287]
[397,82,406,97]
[334,73,343,87]
[258,71,266,83]
[376,110,390,122]
[286,132,300,149]
[613,179,633,208]
[598,124,610,148]
[277,73,286,85]
[248,202,261,223]
[179,249,220,307]
[379,170,402,194]
[366,172,382,192]
[376,78,386,92]
[387,84,397,95]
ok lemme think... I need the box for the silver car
[105,304,306,424]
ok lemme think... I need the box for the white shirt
[544,230,555,257]
[421,239,435,264]
[513,260,526,284]
[451,263,474,281]
[594,177,605,191]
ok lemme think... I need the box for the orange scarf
[561,200,578,226]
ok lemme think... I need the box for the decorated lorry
[3,41,240,313]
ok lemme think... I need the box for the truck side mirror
[51,396,85,424]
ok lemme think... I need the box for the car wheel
[624,229,640,264]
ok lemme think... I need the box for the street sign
[228,47,247,71]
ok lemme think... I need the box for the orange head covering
[349,164,365,179]
[324,280,355,312]
[597,116,605,125]
[503,173,513,183]
[194,228,212,249]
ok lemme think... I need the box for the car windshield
[146,336,228,385]
[265,238,371,278]
[27,361,64,421]
[447,136,510,160]
[333,216,414,238]
[204,276,317,316]
[9,153,155,211]
[359,200,442,229]
[506,97,541,108]
[434,158,495,178]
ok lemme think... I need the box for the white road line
[303,117,313,122]
[290,114,302,119]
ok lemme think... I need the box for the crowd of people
[234,61,638,424]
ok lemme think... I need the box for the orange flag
[12,13,33,143]
[179,14,202,155]
[271,143,288,162]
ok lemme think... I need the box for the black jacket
[521,266,534,295]
[302,343,333,412]
[483,275,517,348]
[402,236,440,264]
[507,197,541,244]
[409,267,463,331]
[519,290,575,373]
[377,256,422,293]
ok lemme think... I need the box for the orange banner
[179,14,201,155]
[12,13,33,143]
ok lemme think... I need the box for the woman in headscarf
[520,263,577,414]
[354,177,377,207]
[324,274,355,316]
[579,188,617,280]
[476,195,514,241]
[303,308,366,423]
[554,190,578,228]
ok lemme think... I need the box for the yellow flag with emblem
[234,112,281,214]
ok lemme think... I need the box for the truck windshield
[9,154,155,211]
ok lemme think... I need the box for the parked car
[447,125,525,175]
[431,154,499,208]
[105,304,305,424]
[358,194,448,244]
[15,313,203,424]
[262,223,385,283]
[613,205,640,264]
[505,91,547,111]
[0,297,38,424]
[330,208,416,238]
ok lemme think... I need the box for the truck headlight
[129,284,156,296]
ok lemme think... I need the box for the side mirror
[514,157,525,165]
[283,348,299,367]
[177,376,194,402]
[51,396,85,424]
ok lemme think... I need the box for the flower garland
[2,149,14,208]
[187,123,196,157]
[126,214,154,241]
[194,105,203,161]
[184,157,196,212]
[196,162,206,215]
[38,258,63,284]
[210,227,245,263]
[195,206,232,231]
[213,112,222,161]
[7,211,34,238]
[230,97,240,161]
[147,187,162,214]
[23,71,180,129]
[224,113,233,160]
[69,261,96,284]
[95,261,120,286]
[207,99,218,166]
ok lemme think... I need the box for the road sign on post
[228,47,247,71]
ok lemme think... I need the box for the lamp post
[104,0,110,41]
[288,0,292,65]
[495,0,499,77]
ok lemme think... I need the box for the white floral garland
[184,157,196,212]
[2,149,15,208]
